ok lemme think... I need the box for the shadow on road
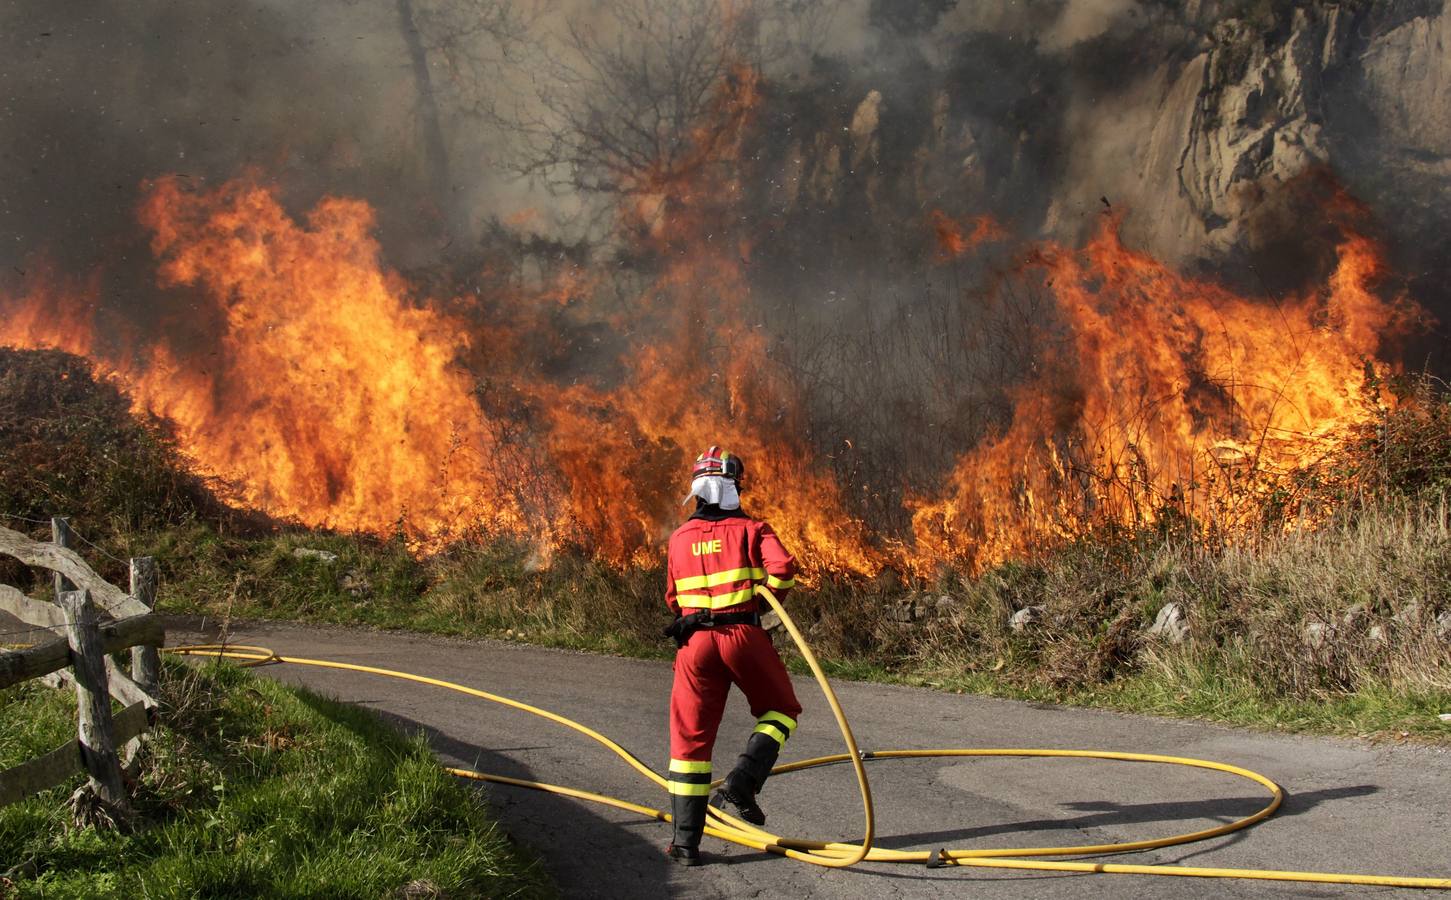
[875,784,1377,852]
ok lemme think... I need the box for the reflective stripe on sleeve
[674,587,756,610]
[765,573,795,590]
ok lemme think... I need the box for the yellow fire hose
[168,586,1451,888]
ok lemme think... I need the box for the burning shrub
[0,347,211,548]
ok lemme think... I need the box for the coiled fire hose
[169,586,1451,888]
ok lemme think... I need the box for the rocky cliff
[760,0,1450,308]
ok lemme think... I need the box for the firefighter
[661,446,802,866]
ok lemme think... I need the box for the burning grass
[1,348,1449,739]
[0,166,1417,582]
[0,659,550,898]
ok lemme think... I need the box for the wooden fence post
[59,590,130,817]
[129,557,160,694]
[51,516,75,600]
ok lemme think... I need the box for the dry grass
[845,499,1451,734]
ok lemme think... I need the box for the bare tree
[381,0,544,241]
[491,0,844,198]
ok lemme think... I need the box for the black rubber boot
[668,793,707,866]
[666,844,702,867]
[713,732,781,826]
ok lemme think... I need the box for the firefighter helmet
[692,446,745,483]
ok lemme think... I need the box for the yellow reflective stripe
[669,759,712,774]
[754,721,789,742]
[765,574,795,590]
[677,587,755,610]
[667,782,712,796]
[754,710,797,743]
[756,711,797,733]
[674,568,765,592]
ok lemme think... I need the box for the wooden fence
[0,518,165,815]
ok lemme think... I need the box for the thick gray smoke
[0,0,520,279]
[4,1,1447,286]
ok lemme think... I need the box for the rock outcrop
[769,1,1451,275]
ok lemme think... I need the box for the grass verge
[0,660,551,899]
[106,513,1450,744]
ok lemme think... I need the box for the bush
[0,348,210,538]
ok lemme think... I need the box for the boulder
[1342,603,1369,629]
[1393,601,1422,626]
[888,598,917,624]
[1009,606,1044,633]
[292,547,338,564]
[1302,620,1336,650]
[339,568,371,598]
[1148,602,1189,644]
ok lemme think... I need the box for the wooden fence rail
[0,613,163,690]
[0,517,166,814]
[0,523,149,618]
[0,701,149,809]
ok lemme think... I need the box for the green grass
[889,658,1451,741]
[0,661,552,899]
[114,516,1451,744]
[77,512,1446,744]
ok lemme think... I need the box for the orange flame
[3,179,526,544]
[529,64,884,575]
[907,211,1411,572]
[931,210,1007,260]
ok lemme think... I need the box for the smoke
[0,0,536,282]
[1039,0,1143,51]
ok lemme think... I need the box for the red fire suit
[664,507,802,798]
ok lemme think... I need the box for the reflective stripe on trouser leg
[669,759,711,847]
[667,758,712,796]
[751,710,797,746]
[729,710,796,795]
[729,731,785,796]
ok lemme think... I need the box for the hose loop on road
[168,588,1451,889]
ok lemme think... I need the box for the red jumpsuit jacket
[665,510,796,615]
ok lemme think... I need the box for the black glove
[663,611,708,649]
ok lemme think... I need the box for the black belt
[663,610,761,648]
[700,611,761,627]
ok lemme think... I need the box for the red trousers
[669,624,802,763]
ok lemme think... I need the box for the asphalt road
[17,613,1451,897]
